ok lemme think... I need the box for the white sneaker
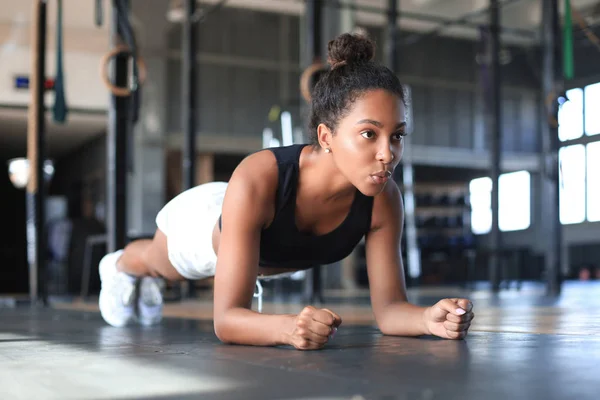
[137,276,163,326]
[98,250,137,327]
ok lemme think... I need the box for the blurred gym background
[1,0,599,308]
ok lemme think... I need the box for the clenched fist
[423,298,474,340]
[287,306,342,350]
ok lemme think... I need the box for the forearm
[376,301,430,337]
[214,307,295,346]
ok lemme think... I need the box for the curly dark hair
[308,33,407,145]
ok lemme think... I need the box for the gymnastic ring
[300,61,328,103]
[100,45,147,97]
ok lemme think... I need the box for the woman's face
[325,89,406,196]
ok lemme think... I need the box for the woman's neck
[298,146,356,202]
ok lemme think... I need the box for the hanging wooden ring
[100,45,147,97]
[300,61,328,103]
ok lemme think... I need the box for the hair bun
[327,33,375,69]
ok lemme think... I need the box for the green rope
[563,0,574,80]
[53,0,67,123]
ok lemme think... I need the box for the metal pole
[386,0,418,286]
[385,0,398,73]
[488,0,502,292]
[26,0,48,306]
[304,0,324,304]
[182,0,197,191]
[107,0,130,253]
[306,0,323,64]
[179,0,198,299]
[541,0,562,296]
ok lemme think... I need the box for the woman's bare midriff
[211,219,302,277]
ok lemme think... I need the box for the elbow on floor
[213,316,238,344]
[374,314,398,336]
[377,322,394,336]
[213,320,231,344]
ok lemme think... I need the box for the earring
[325,148,331,153]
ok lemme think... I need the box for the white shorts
[155,181,228,280]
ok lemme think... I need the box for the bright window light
[559,144,586,224]
[471,208,492,235]
[558,88,584,141]
[499,171,531,231]
[469,171,531,234]
[587,141,600,222]
[469,177,492,234]
[585,82,600,136]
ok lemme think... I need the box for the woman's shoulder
[370,180,404,230]
[223,149,280,218]
[232,148,279,187]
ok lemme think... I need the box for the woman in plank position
[98,33,474,350]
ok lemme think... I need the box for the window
[469,171,531,234]
[585,82,600,136]
[499,171,531,232]
[587,142,600,221]
[556,81,600,225]
[559,144,586,224]
[558,88,584,142]
[469,177,492,235]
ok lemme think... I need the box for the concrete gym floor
[2,281,599,400]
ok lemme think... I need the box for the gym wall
[163,7,542,157]
[165,8,301,153]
